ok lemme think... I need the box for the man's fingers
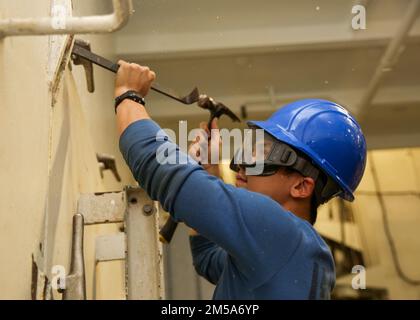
[119,61,153,75]
[131,65,156,83]
[131,63,142,71]
[114,60,156,98]
[199,122,208,130]
[117,60,130,69]
[211,118,219,130]
[197,128,209,143]
[199,118,219,134]
[188,143,201,162]
[199,121,210,135]
[149,71,156,81]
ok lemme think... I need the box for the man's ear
[290,176,315,199]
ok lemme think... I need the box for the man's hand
[114,61,156,136]
[114,60,156,98]
[188,119,221,177]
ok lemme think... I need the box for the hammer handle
[159,217,179,244]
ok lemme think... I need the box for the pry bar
[71,40,200,105]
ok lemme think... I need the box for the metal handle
[159,217,179,244]
[62,214,86,300]
[97,153,122,182]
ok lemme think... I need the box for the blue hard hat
[248,99,367,202]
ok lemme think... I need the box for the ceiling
[111,0,420,149]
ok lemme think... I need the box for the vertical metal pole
[125,187,165,300]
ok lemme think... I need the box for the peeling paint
[49,35,74,106]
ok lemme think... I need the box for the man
[114,61,367,299]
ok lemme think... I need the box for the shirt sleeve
[120,119,303,288]
[189,235,227,285]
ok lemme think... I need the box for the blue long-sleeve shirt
[119,119,335,300]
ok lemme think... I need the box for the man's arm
[115,61,302,288]
[190,235,227,285]
[187,123,227,284]
[114,60,155,136]
[114,61,229,284]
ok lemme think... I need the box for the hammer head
[197,94,241,125]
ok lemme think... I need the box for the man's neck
[282,201,311,223]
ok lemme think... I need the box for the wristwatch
[114,90,146,113]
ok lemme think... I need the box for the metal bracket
[96,153,122,182]
[125,187,163,299]
[76,187,164,300]
[71,39,95,93]
[78,191,126,225]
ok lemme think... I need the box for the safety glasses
[229,129,319,179]
[229,128,343,203]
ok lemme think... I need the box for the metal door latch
[62,214,86,300]
[71,39,95,93]
[96,153,122,182]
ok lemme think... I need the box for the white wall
[0,0,134,299]
[317,147,420,299]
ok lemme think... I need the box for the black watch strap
[114,90,146,113]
